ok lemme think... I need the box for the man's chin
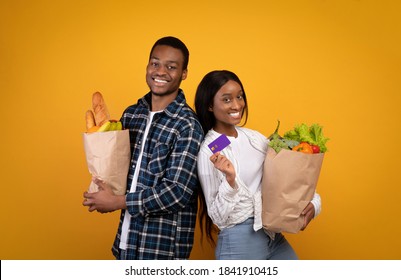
[151,89,177,97]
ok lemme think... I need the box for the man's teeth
[154,78,167,83]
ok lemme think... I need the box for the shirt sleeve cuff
[220,178,239,199]
[311,193,321,217]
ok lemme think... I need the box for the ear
[181,69,188,80]
[208,105,213,112]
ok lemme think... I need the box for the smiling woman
[210,80,246,137]
[195,70,322,260]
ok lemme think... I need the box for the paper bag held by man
[82,92,130,196]
[83,130,130,195]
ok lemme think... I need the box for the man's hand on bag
[82,178,126,213]
[300,202,315,231]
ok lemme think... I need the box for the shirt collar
[137,89,186,118]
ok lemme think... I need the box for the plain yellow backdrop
[1,0,400,260]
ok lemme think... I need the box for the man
[83,36,204,259]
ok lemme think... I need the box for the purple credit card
[208,134,231,154]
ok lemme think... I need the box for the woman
[195,70,321,260]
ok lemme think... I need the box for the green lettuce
[283,123,329,152]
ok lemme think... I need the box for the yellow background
[1,0,400,260]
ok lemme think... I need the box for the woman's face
[210,80,246,134]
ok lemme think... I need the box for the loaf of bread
[85,110,96,131]
[92,92,110,127]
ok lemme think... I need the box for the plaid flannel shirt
[112,90,204,259]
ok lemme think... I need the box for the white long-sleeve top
[197,127,321,232]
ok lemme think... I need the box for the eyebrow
[150,56,179,65]
[221,91,243,96]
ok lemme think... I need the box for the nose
[155,65,167,76]
[231,99,242,110]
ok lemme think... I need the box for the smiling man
[83,36,204,259]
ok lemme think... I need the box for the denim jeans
[215,218,298,260]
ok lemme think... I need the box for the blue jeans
[215,218,298,260]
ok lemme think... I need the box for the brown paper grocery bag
[83,129,130,195]
[262,147,324,233]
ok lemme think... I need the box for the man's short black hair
[150,36,189,70]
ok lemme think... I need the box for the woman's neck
[213,126,238,138]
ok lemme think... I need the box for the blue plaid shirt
[112,90,204,259]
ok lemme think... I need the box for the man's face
[146,45,187,97]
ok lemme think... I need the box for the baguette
[92,92,110,126]
[85,110,96,131]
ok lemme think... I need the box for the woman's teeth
[229,112,240,117]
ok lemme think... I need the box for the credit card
[208,134,231,153]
